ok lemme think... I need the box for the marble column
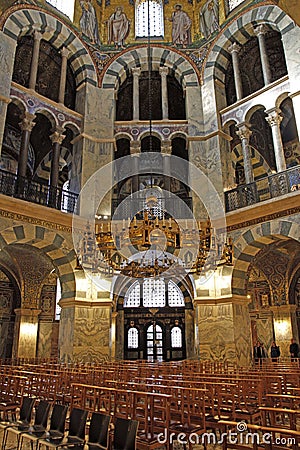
[58,47,70,104]
[0,32,17,154]
[132,68,141,121]
[228,42,243,101]
[12,309,41,359]
[265,108,286,172]
[159,67,169,120]
[161,140,172,192]
[29,31,43,91]
[49,128,65,189]
[290,91,300,143]
[17,112,36,195]
[236,122,254,184]
[130,141,140,193]
[110,311,118,359]
[254,24,272,86]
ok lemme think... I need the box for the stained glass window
[135,0,164,38]
[147,324,163,361]
[168,280,185,307]
[171,326,182,348]
[128,327,139,348]
[143,278,166,307]
[124,281,141,307]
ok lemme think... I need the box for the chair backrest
[88,412,111,449]
[19,397,36,423]
[50,404,68,433]
[113,418,139,450]
[68,408,88,439]
[34,401,51,428]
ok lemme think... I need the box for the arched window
[135,0,164,38]
[124,281,141,307]
[128,327,139,348]
[143,278,165,307]
[168,281,185,307]
[171,326,182,348]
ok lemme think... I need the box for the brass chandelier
[77,196,233,279]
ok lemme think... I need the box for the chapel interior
[1,0,300,448]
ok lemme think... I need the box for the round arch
[0,224,76,301]
[202,3,296,86]
[101,45,200,90]
[232,219,300,297]
[1,6,98,88]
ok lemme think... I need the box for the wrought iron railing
[225,165,300,212]
[0,169,78,214]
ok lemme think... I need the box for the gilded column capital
[130,141,141,155]
[19,112,36,132]
[265,108,283,127]
[161,140,172,155]
[50,127,66,145]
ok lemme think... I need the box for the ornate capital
[130,141,141,155]
[60,47,70,59]
[254,24,268,37]
[33,30,43,42]
[132,67,141,78]
[50,127,66,145]
[228,42,241,55]
[161,140,172,155]
[236,122,252,141]
[265,108,283,127]
[19,112,36,132]
[159,66,169,78]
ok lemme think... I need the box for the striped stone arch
[101,46,200,90]
[0,224,76,300]
[231,144,272,179]
[202,3,296,85]
[34,146,72,186]
[232,219,300,296]
[1,7,97,88]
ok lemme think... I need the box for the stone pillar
[161,140,172,192]
[110,311,118,359]
[254,24,272,86]
[195,296,252,366]
[132,68,141,121]
[236,122,254,184]
[265,108,286,172]
[130,141,140,193]
[271,305,298,359]
[185,309,195,359]
[290,91,300,143]
[29,31,43,91]
[0,32,18,154]
[228,42,243,101]
[49,128,65,189]
[48,128,65,207]
[58,47,69,104]
[12,309,41,359]
[159,66,169,120]
[17,112,36,195]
